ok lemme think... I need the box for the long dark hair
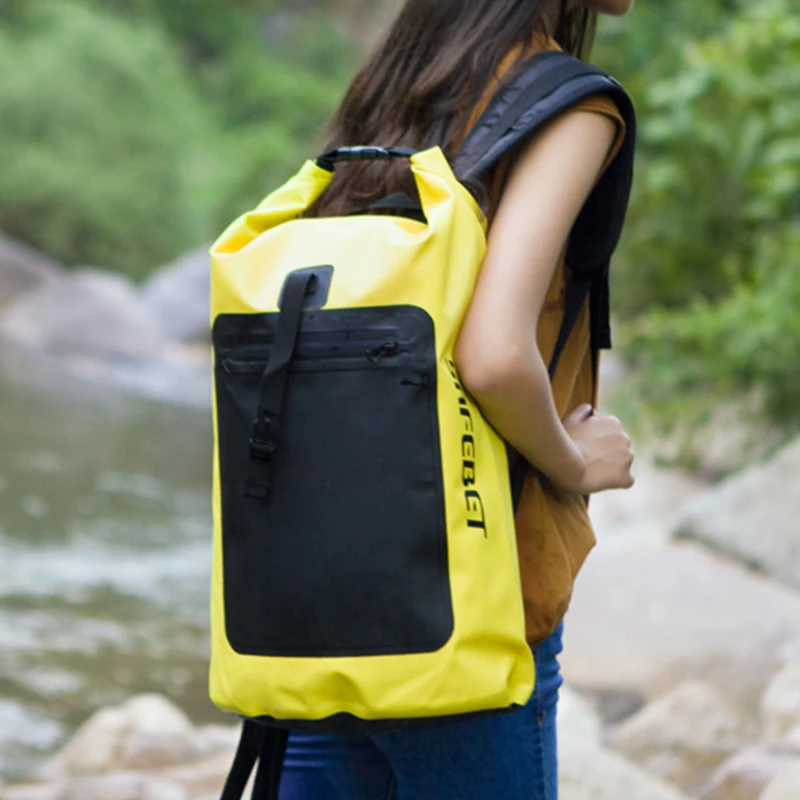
[310,0,597,217]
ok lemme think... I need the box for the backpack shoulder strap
[451,49,636,366]
[452,51,597,181]
[451,51,637,508]
[451,49,636,287]
[221,720,289,800]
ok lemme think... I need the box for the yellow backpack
[210,52,635,799]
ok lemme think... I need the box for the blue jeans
[279,623,564,800]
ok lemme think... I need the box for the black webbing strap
[356,192,427,224]
[253,726,290,800]
[245,271,315,500]
[548,273,594,383]
[455,55,597,181]
[221,721,289,800]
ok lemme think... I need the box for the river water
[0,368,222,783]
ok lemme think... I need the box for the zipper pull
[366,340,400,364]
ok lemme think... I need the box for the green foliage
[0,0,357,275]
[622,226,800,427]
[0,2,215,277]
[207,16,357,226]
[609,0,800,315]
[597,0,800,438]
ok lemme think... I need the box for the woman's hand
[560,404,635,494]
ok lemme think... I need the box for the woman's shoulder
[559,93,627,175]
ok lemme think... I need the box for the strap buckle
[249,415,281,462]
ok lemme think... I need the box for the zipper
[218,327,395,348]
[366,340,401,364]
[222,337,404,374]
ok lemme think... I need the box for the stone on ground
[54,774,187,800]
[0,785,61,800]
[608,681,747,795]
[561,746,691,800]
[588,458,706,550]
[561,542,800,723]
[759,761,800,800]
[673,438,800,591]
[0,270,166,362]
[39,695,226,778]
[140,248,210,345]
[700,744,800,800]
[761,662,800,744]
[0,234,62,312]
[559,686,603,755]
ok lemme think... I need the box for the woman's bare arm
[454,109,634,494]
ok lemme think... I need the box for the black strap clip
[246,413,284,500]
[249,415,281,462]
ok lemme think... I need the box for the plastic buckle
[249,415,281,462]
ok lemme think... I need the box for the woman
[282,0,636,798]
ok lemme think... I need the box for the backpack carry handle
[317,146,417,171]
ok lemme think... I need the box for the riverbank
[3,453,800,799]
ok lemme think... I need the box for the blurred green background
[1,0,797,456]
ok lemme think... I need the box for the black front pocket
[213,306,452,657]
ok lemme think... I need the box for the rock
[589,458,707,551]
[140,248,210,345]
[609,681,747,795]
[561,542,800,723]
[40,695,218,778]
[0,785,62,800]
[116,696,199,770]
[561,746,691,800]
[776,637,800,669]
[759,761,800,800]
[701,744,799,800]
[0,269,166,362]
[762,662,800,744]
[785,726,800,750]
[589,688,646,727]
[0,233,62,312]
[559,686,603,755]
[194,725,240,755]
[673,438,800,590]
[158,752,240,800]
[38,706,129,777]
[695,410,781,481]
[54,775,186,800]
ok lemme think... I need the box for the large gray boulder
[39,695,231,778]
[561,541,800,721]
[559,686,603,754]
[0,234,62,311]
[561,746,691,800]
[762,661,800,745]
[0,269,166,362]
[558,679,693,800]
[609,681,748,795]
[54,775,187,800]
[759,761,800,800]
[140,248,210,345]
[588,458,707,551]
[672,438,800,590]
[701,744,800,800]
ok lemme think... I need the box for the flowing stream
[0,369,221,783]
